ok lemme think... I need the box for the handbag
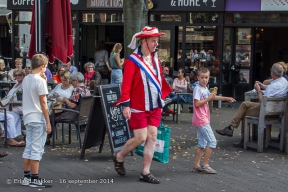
[135,121,171,164]
[0,95,13,107]
[50,102,63,114]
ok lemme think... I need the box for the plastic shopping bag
[135,121,171,164]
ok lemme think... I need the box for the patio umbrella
[28,0,73,64]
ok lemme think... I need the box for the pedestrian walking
[113,26,171,184]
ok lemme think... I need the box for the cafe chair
[244,95,287,153]
[0,107,8,148]
[51,95,93,149]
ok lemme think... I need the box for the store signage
[11,0,34,6]
[8,0,122,10]
[261,0,288,11]
[87,0,123,8]
[152,0,224,11]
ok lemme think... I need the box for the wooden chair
[0,107,8,148]
[244,95,287,152]
[51,95,93,149]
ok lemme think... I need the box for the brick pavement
[0,107,288,192]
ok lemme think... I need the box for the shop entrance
[80,25,124,73]
[254,28,288,82]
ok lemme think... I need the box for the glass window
[15,11,32,22]
[72,12,77,21]
[150,14,181,22]
[223,28,232,84]
[186,13,219,24]
[226,12,288,24]
[82,13,123,23]
[179,26,220,84]
[157,30,171,65]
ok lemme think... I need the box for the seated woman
[53,66,66,84]
[84,62,102,86]
[48,71,74,100]
[0,59,10,97]
[47,72,91,144]
[163,68,187,114]
[0,59,10,79]
[0,69,26,146]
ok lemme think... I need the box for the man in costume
[113,26,171,184]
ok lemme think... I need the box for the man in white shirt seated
[215,63,288,148]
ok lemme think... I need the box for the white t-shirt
[48,84,74,99]
[8,69,15,81]
[22,74,48,125]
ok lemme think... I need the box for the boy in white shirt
[191,67,235,174]
[21,54,52,188]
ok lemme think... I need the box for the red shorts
[129,107,162,130]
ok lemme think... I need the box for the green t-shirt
[109,53,122,69]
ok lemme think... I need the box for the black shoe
[233,139,244,148]
[45,138,51,145]
[29,178,52,188]
[215,126,234,137]
[80,125,86,133]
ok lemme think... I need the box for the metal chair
[0,107,8,148]
[51,95,93,149]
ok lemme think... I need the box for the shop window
[186,13,219,24]
[180,26,220,81]
[72,12,77,21]
[82,13,123,23]
[223,28,232,84]
[150,14,181,22]
[14,11,32,22]
[157,30,171,66]
[226,12,288,24]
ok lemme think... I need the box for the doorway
[80,25,124,72]
[254,28,288,82]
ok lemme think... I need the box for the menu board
[98,84,131,152]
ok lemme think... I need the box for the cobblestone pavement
[0,107,287,192]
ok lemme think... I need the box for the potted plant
[16,90,23,101]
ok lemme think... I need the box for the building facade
[7,0,288,100]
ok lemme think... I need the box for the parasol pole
[34,0,47,53]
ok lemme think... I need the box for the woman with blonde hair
[263,61,288,85]
[0,69,26,146]
[0,59,10,80]
[110,43,124,84]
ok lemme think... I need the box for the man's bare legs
[116,125,157,175]
[116,128,147,162]
[142,125,157,174]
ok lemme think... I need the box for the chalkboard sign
[80,94,106,159]
[98,84,131,152]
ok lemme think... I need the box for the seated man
[64,61,78,74]
[215,63,288,148]
[163,66,176,114]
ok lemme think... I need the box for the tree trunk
[123,0,148,58]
